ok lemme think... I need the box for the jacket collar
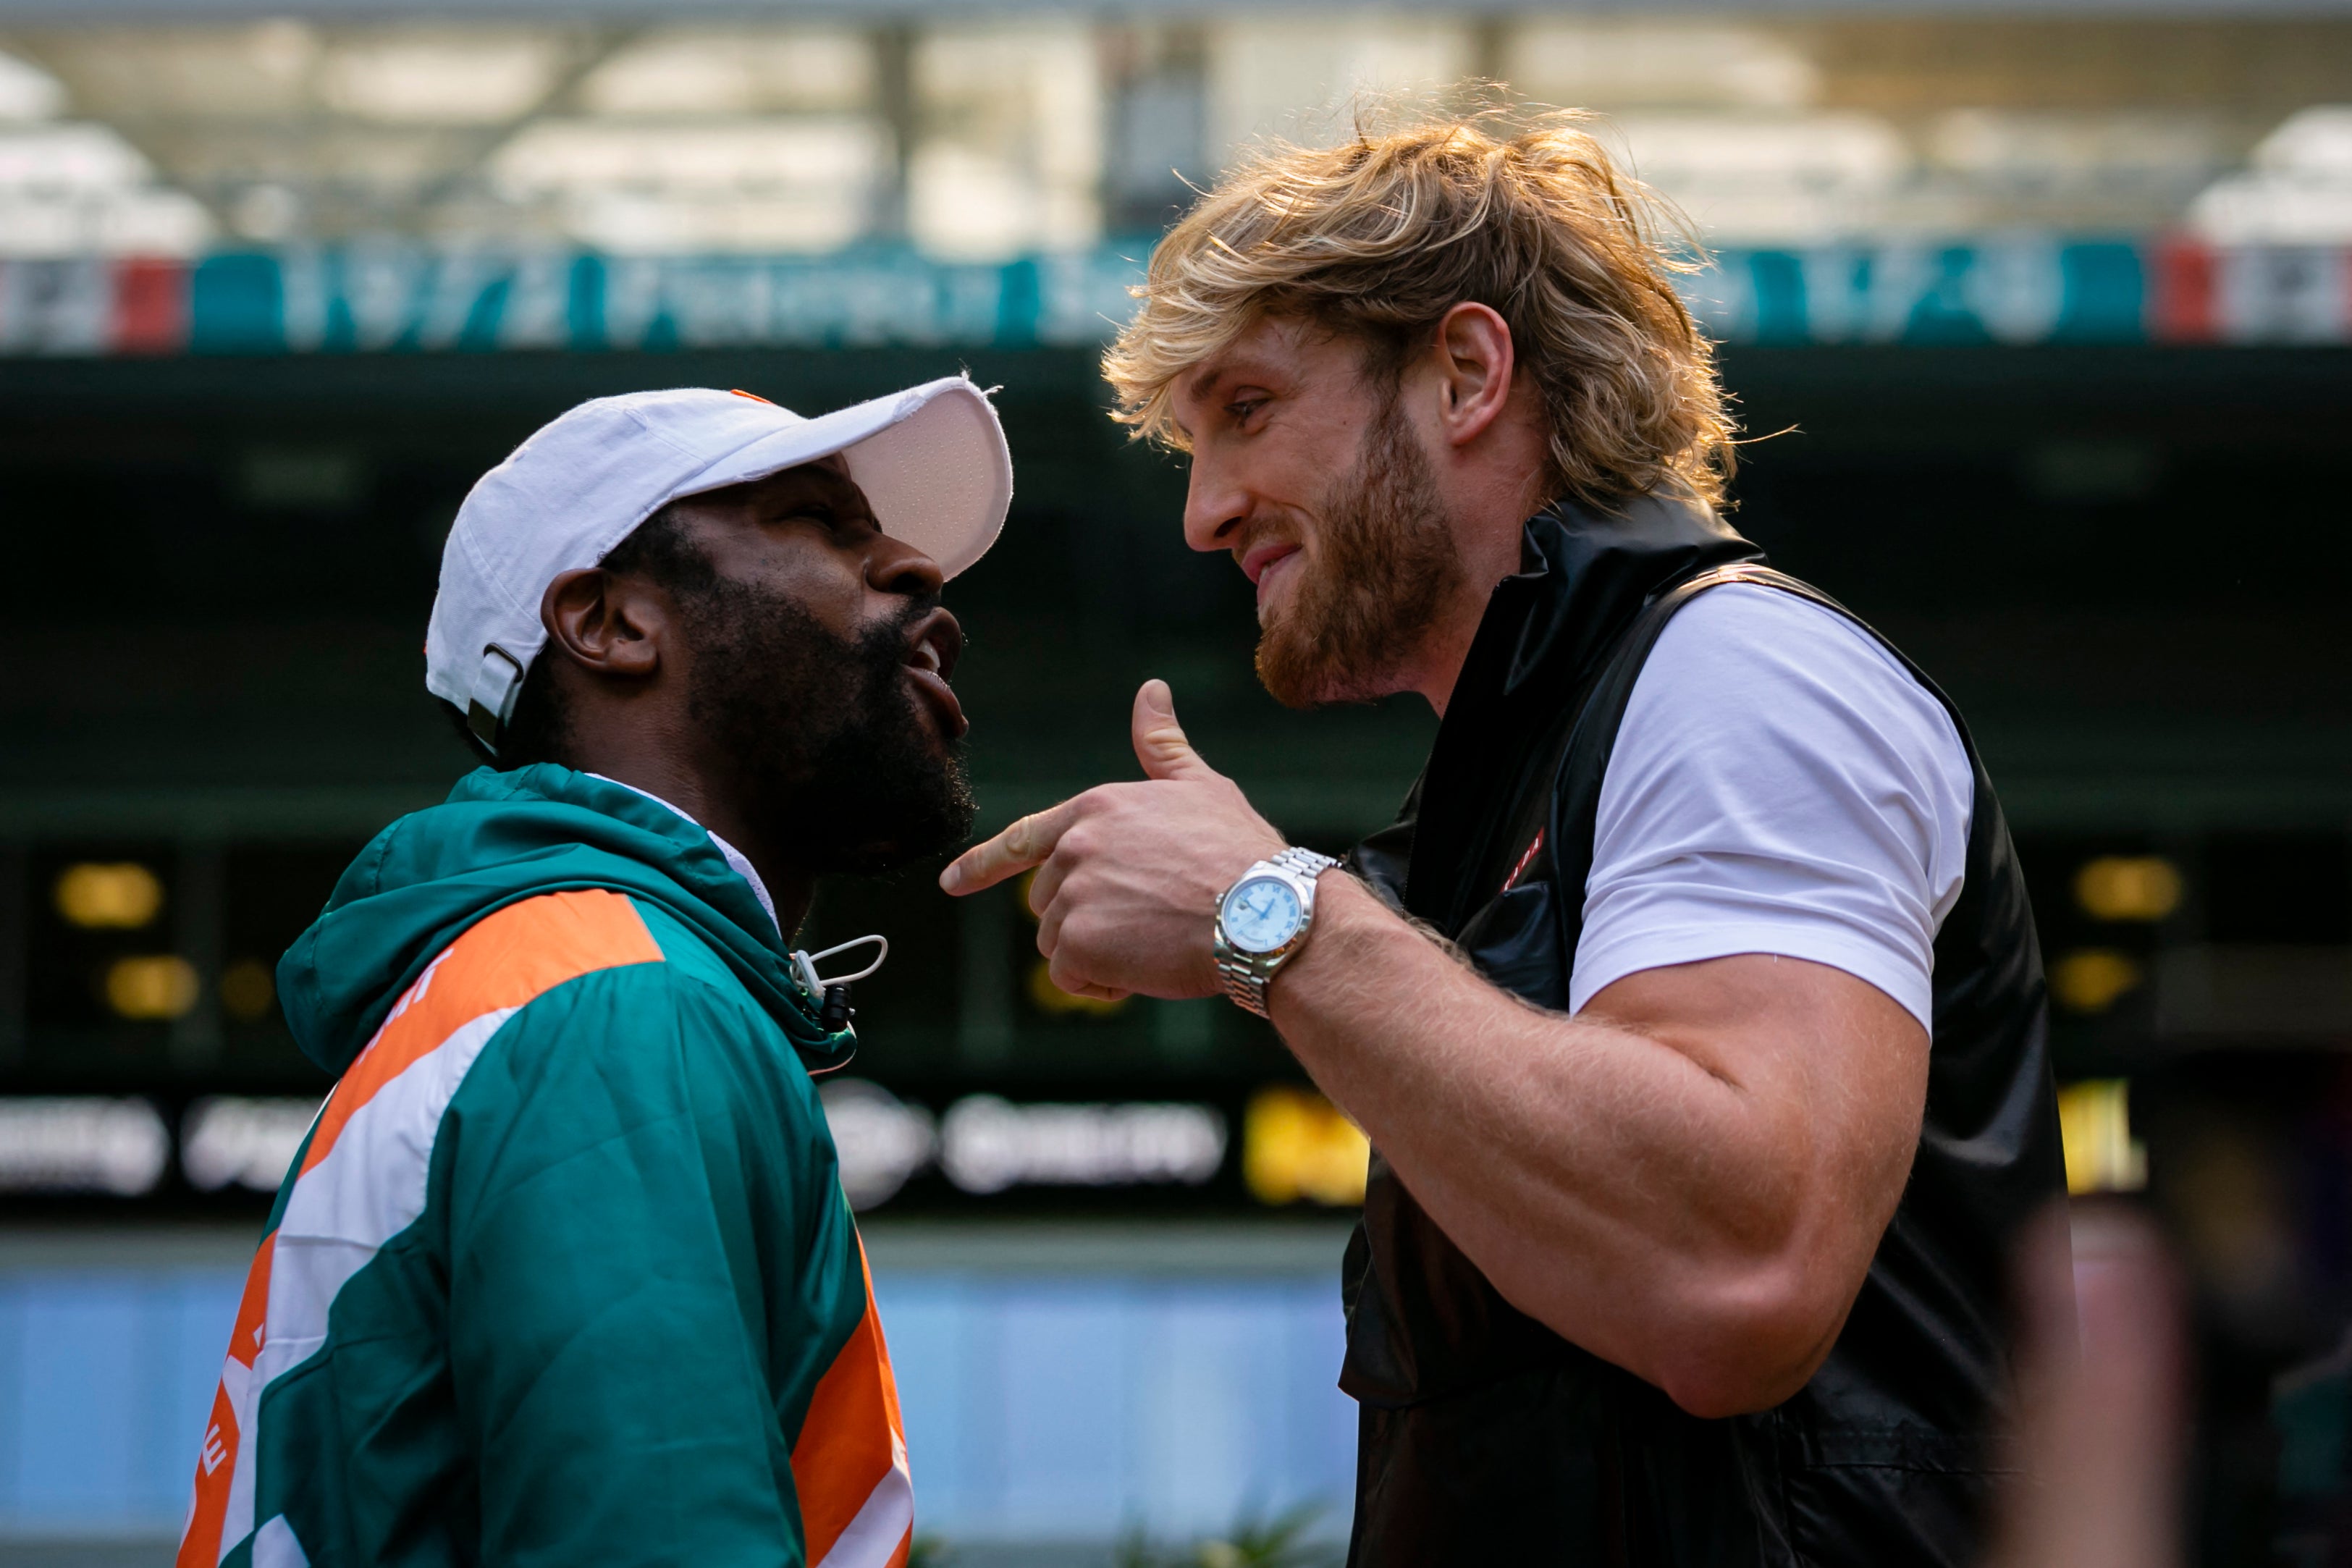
[1391,490,1765,925]
[1476,489,1764,713]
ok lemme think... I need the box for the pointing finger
[940,801,1075,895]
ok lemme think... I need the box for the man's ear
[1428,301,1518,450]
[541,566,667,681]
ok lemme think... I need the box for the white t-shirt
[1567,584,1973,1034]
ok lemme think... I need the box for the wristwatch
[1213,847,1342,1016]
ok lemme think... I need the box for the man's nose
[1181,455,1249,555]
[869,534,945,599]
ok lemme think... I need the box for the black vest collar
[1396,492,1764,926]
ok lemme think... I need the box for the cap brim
[676,376,1011,581]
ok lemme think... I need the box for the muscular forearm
[1267,874,1913,1416]
[939,686,1924,1417]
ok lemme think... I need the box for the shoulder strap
[1538,562,1918,966]
[1475,564,1776,905]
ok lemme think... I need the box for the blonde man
[945,113,2062,1565]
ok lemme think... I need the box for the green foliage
[906,1534,955,1568]
[1112,1501,1340,1568]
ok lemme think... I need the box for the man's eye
[1227,398,1265,423]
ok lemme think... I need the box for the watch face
[1221,874,1303,955]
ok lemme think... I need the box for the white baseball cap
[426,374,1011,751]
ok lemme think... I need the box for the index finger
[939,801,1078,895]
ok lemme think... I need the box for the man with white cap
[176,376,1009,1568]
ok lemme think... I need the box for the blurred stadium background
[0,1,2348,1563]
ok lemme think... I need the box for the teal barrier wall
[6,237,2348,357]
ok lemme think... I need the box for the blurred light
[2254,105,2352,178]
[317,36,565,125]
[2050,948,2144,1014]
[182,1095,318,1192]
[106,955,200,1021]
[1508,22,1818,112]
[910,143,1048,263]
[939,1095,1226,1194]
[1929,111,2221,190]
[2075,855,2184,923]
[561,189,869,256]
[491,116,882,255]
[0,188,214,259]
[0,124,153,194]
[219,957,277,1022]
[911,24,1102,261]
[230,183,300,242]
[0,51,68,123]
[2188,179,2352,245]
[0,122,211,258]
[1243,1086,1368,1207]
[819,1078,936,1210]
[2189,105,2352,244]
[492,117,884,195]
[237,447,362,510]
[0,1096,169,1194]
[580,29,876,117]
[2057,1079,2147,1195]
[247,19,322,85]
[1027,958,1127,1017]
[1611,112,1908,191]
[2022,441,2160,505]
[1600,112,1911,245]
[1207,19,1475,164]
[55,861,163,928]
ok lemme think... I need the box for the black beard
[682,580,975,875]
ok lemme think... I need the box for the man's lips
[903,609,969,740]
[1242,541,1304,612]
[1239,541,1300,586]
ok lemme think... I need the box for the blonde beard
[1255,398,1464,709]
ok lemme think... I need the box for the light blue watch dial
[1221,875,1303,954]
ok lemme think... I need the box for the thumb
[1131,679,1218,782]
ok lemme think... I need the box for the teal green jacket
[178,766,913,1568]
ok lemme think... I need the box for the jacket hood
[279,764,848,1076]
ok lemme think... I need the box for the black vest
[1340,496,2065,1567]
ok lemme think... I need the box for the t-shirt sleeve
[441,965,830,1568]
[1569,584,1973,1033]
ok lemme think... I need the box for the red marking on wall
[1502,829,1546,895]
[112,258,189,355]
[2149,237,2217,344]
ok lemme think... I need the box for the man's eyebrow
[1169,361,1236,439]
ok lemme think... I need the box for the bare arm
[944,680,1929,1416]
[1273,874,1926,1415]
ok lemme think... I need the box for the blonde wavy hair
[1103,106,1736,511]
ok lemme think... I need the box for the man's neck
[576,751,815,935]
[1411,493,1540,719]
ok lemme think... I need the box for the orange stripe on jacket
[178,890,662,1568]
[792,1239,911,1565]
[303,890,662,1176]
[177,1234,277,1568]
